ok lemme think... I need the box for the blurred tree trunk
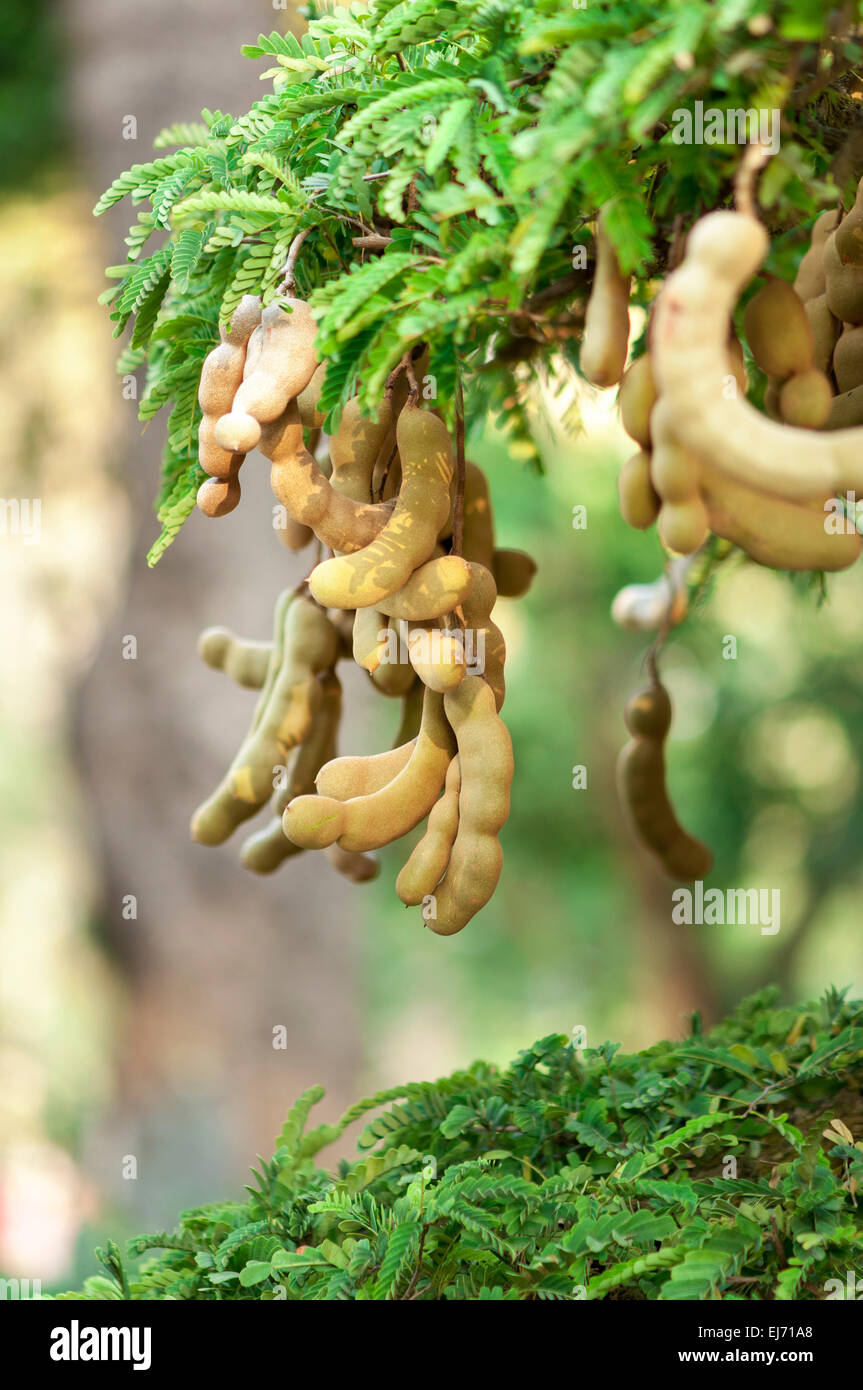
[63,0,366,1229]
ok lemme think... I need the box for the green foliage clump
[94,0,861,563]
[58,987,863,1301]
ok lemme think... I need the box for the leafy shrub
[58,987,863,1301]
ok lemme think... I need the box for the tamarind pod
[649,417,709,555]
[407,625,467,693]
[700,465,861,572]
[316,740,416,800]
[393,679,424,748]
[835,178,863,267]
[424,677,513,936]
[370,654,418,697]
[396,756,461,905]
[461,561,506,711]
[824,231,863,326]
[805,295,841,377]
[619,354,656,449]
[377,555,473,621]
[258,400,394,553]
[580,209,631,388]
[276,516,315,551]
[491,549,536,599]
[743,277,814,381]
[297,361,327,430]
[198,626,272,690]
[197,295,262,479]
[461,462,495,571]
[618,450,661,530]
[307,405,454,610]
[793,209,839,301]
[617,682,713,883]
[832,324,863,394]
[651,211,863,501]
[325,844,380,883]
[352,605,388,672]
[243,322,264,378]
[825,383,863,429]
[197,467,242,517]
[778,368,833,429]
[214,299,318,453]
[330,396,396,503]
[240,671,342,874]
[611,575,688,632]
[658,496,710,556]
[192,597,338,844]
[283,689,455,852]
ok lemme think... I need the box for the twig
[280,227,313,293]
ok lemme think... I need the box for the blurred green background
[1,0,861,1295]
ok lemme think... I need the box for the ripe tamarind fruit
[307,404,453,610]
[461,561,506,711]
[197,626,272,690]
[832,325,863,394]
[743,277,814,381]
[619,354,656,449]
[617,680,713,882]
[649,410,709,555]
[240,670,341,874]
[824,231,863,326]
[275,515,315,551]
[805,295,841,377]
[370,652,418,698]
[352,605,389,673]
[197,295,262,481]
[282,688,455,852]
[316,739,416,801]
[580,208,631,388]
[407,624,467,693]
[618,450,661,531]
[197,458,242,517]
[191,594,339,843]
[826,382,863,429]
[423,677,514,936]
[491,549,537,599]
[650,210,863,503]
[214,298,318,453]
[835,177,863,267]
[258,400,394,553]
[329,396,396,503]
[462,462,495,571]
[777,368,833,429]
[325,844,379,883]
[794,209,839,301]
[396,756,461,905]
[297,361,326,430]
[377,555,473,621]
[699,465,861,572]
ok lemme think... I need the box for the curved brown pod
[617,681,713,882]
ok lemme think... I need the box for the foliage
[56,987,863,1300]
[93,0,863,562]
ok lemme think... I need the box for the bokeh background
[1,0,861,1293]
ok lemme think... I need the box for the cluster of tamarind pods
[579,183,863,882]
[189,289,536,935]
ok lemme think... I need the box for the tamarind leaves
[95,0,852,558]
[55,986,863,1301]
